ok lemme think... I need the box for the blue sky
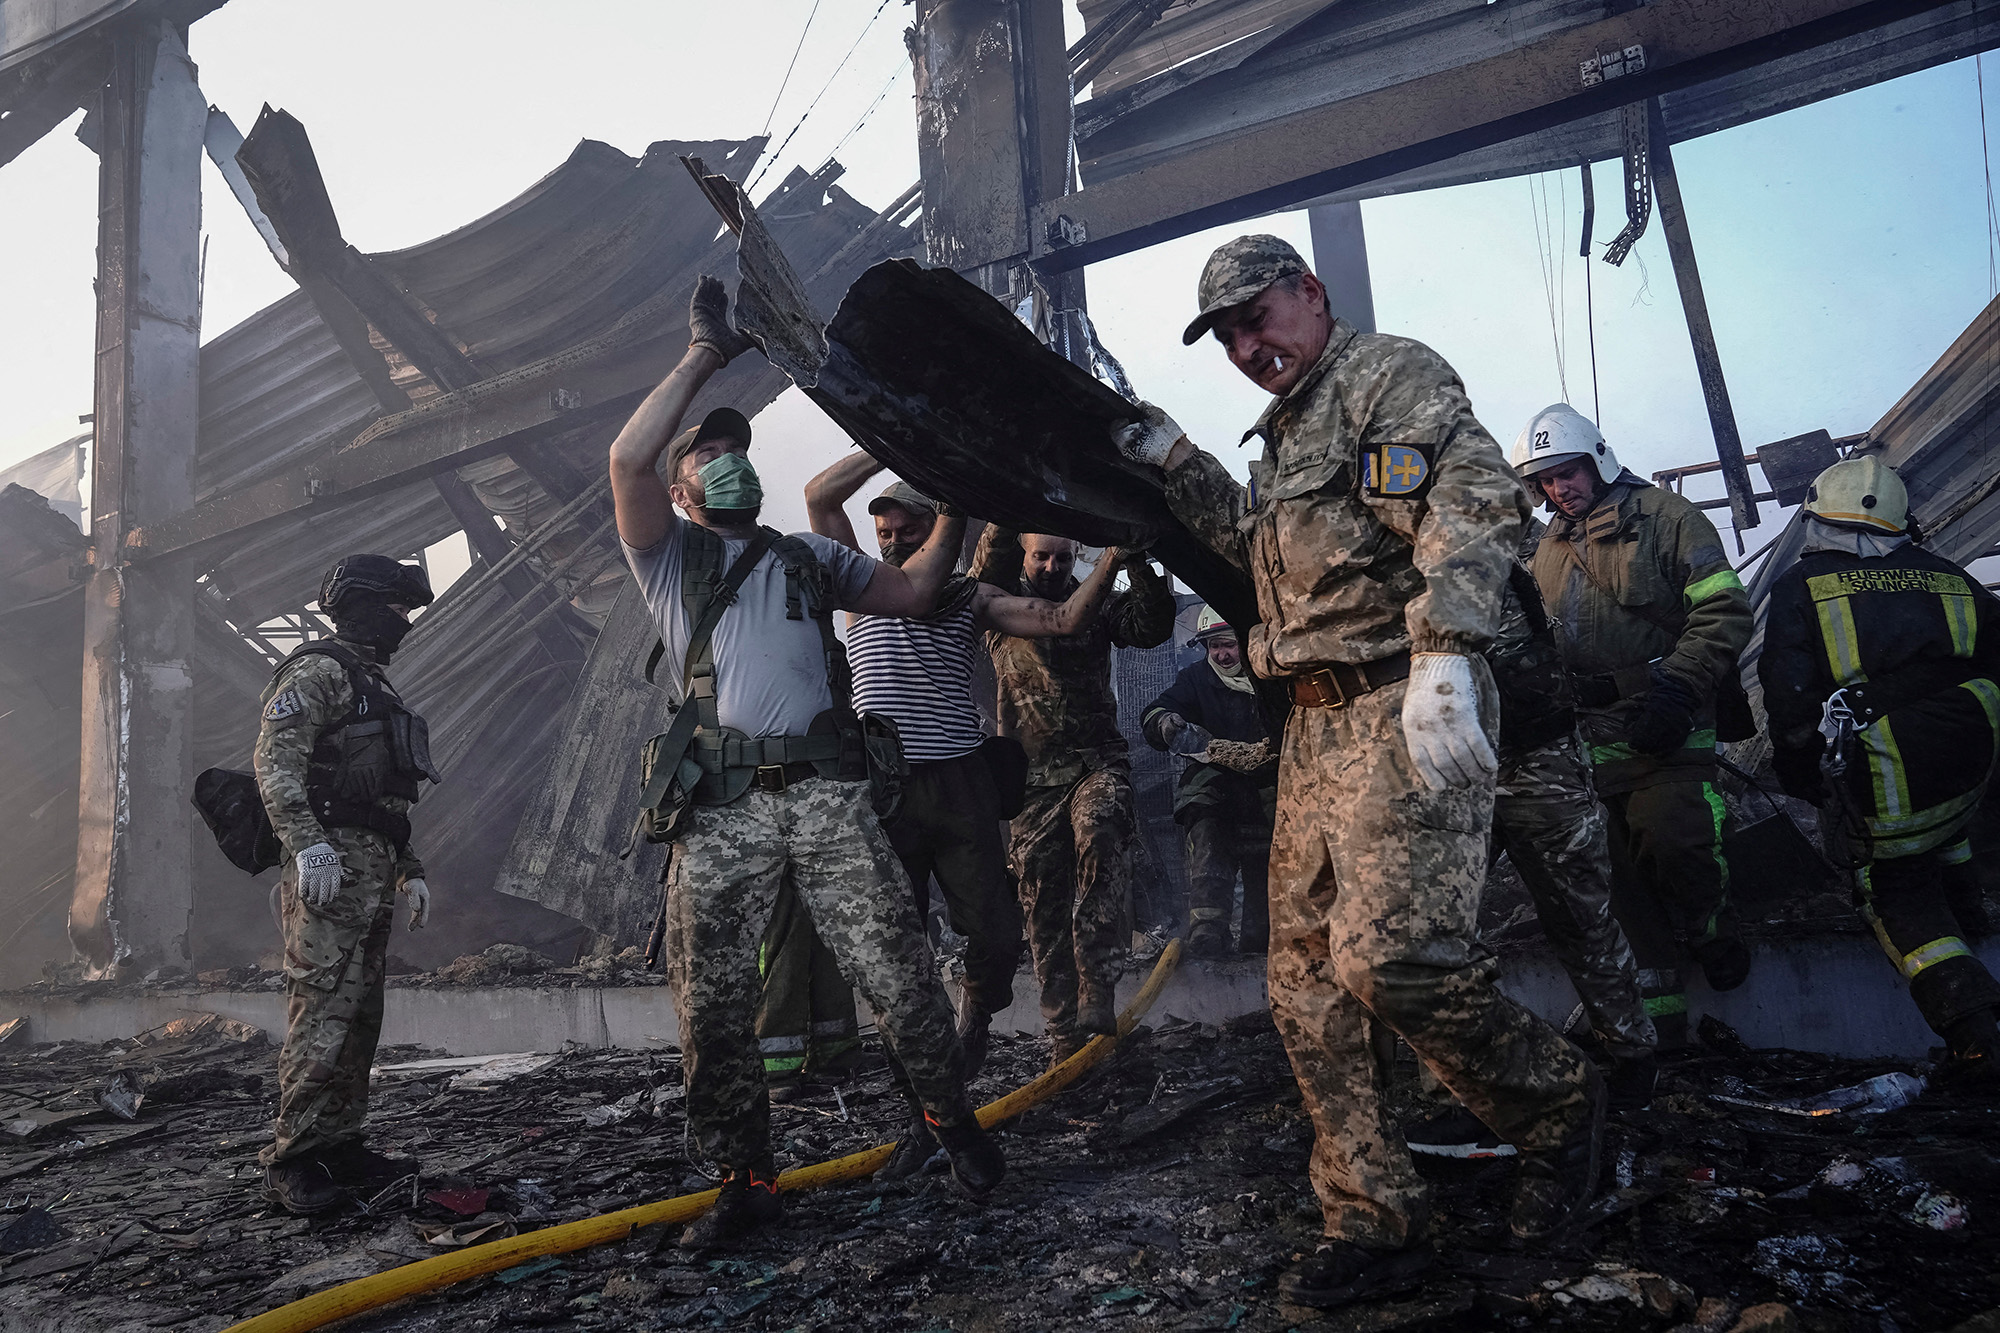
[1,2,1993,567]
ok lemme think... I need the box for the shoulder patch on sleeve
[263,687,306,727]
[1361,442,1436,501]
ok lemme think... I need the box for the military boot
[1186,920,1230,960]
[1278,1241,1432,1309]
[318,1140,419,1190]
[930,1115,1006,1201]
[263,1156,344,1215]
[678,1166,782,1252]
[880,1105,944,1181]
[1510,1064,1607,1243]
[1075,980,1119,1037]
[1941,1007,2000,1086]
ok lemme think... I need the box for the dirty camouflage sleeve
[1356,341,1527,655]
[970,523,1024,588]
[253,654,351,857]
[1108,557,1175,649]
[1160,448,1252,576]
[1655,500,1753,699]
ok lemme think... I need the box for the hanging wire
[1980,54,1999,301]
[752,0,896,192]
[813,63,906,173]
[1579,160,1602,426]
[756,0,826,139]
[1529,174,1569,403]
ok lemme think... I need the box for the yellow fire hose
[223,941,1183,1333]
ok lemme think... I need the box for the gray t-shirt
[623,524,878,737]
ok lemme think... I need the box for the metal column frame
[73,16,205,975]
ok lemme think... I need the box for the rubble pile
[0,1015,1991,1332]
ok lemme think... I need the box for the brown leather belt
[1291,652,1413,709]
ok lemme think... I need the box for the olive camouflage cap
[1182,234,1311,345]
[866,480,940,520]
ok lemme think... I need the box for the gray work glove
[1168,720,1214,757]
[1110,402,1186,468]
[1402,653,1497,791]
[403,877,431,931]
[295,842,343,908]
[688,275,758,363]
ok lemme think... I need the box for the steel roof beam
[1027,0,1965,272]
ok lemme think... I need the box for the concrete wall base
[2,936,1990,1059]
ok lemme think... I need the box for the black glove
[1627,668,1700,757]
[1772,743,1829,806]
[689,275,758,363]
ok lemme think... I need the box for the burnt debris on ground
[0,1013,1993,1332]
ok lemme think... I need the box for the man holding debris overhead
[254,554,439,1215]
[1110,235,1600,1308]
[608,278,1004,1248]
[1512,405,1756,1040]
[971,525,1175,1062]
[1760,456,2000,1079]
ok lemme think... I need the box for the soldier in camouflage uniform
[609,278,1003,1249]
[1112,236,1600,1308]
[972,526,1175,1058]
[255,555,438,1215]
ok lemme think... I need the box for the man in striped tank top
[803,453,1135,1163]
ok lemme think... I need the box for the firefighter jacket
[1529,476,1752,793]
[1162,319,1527,676]
[1760,544,2000,859]
[973,527,1176,788]
[1140,658,1278,820]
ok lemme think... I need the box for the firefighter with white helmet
[1760,456,2000,1079]
[1511,404,1757,1042]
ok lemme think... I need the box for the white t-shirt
[623,524,878,738]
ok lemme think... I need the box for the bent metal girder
[684,157,1261,639]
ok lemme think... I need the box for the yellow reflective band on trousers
[1700,781,1731,938]
[1644,994,1688,1017]
[1859,677,2000,858]
[1684,569,1745,606]
[1901,935,1973,979]
[1942,838,1974,866]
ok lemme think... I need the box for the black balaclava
[332,594,414,663]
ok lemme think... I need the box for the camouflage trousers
[1011,768,1136,1039]
[663,778,970,1171]
[262,826,399,1167]
[1270,670,1591,1248]
[756,878,860,1078]
[1494,733,1656,1059]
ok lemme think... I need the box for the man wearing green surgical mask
[608,277,1007,1251]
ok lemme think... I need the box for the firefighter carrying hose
[1759,456,2000,1079]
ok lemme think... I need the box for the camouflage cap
[664,406,753,481]
[1182,234,1311,345]
[866,480,940,520]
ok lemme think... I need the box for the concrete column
[72,20,205,977]
[1306,200,1375,334]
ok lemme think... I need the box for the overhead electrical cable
[759,0,824,138]
[752,0,895,192]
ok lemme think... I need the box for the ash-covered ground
[0,1005,1994,1333]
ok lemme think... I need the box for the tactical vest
[280,641,440,848]
[633,525,904,846]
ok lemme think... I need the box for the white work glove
[1401,653,1497,792]
[1110,402,1186,468]
[295,842,343,908]
[1168,720,1214,757]
[403,877,431,931]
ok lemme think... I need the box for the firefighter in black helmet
[1761,458,2000,1079]
[253,555,443,1212]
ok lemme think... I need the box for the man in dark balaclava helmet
[252,554,441,1213]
